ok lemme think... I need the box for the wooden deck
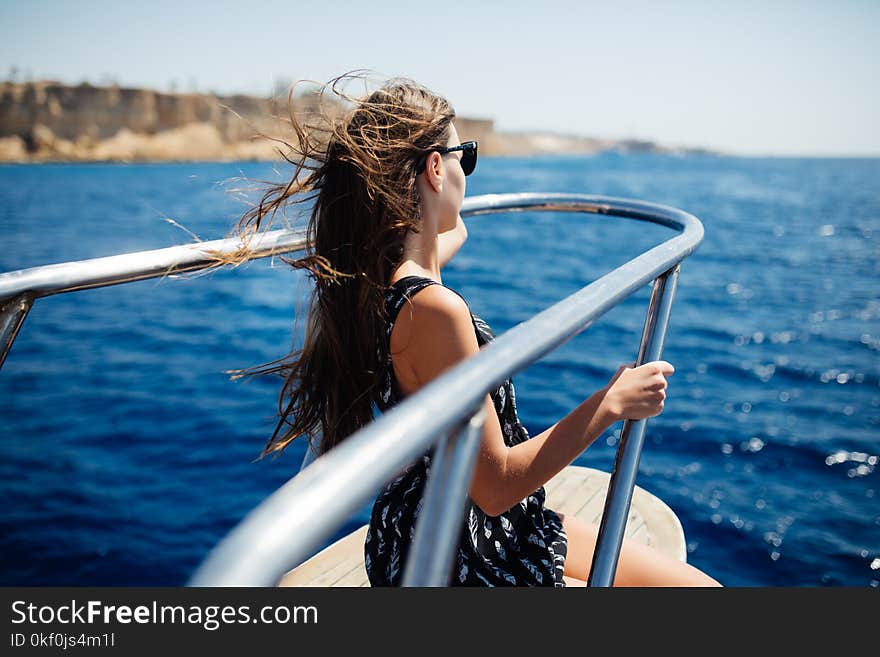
[278,464,686,587]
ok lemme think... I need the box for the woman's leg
[556,510,722,587]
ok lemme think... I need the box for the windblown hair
[203,70,456,461]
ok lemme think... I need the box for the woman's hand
[601,360,675,421]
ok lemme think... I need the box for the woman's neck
[393,223,441,284]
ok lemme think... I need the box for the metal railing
[0,193,704,587]
[0,219,309,369]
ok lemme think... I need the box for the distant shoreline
[0,80,727,163]
[5,153,878,166]
[0,150,734,166]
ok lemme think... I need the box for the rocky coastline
[0,80,722,163]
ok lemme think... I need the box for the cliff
[0,80,719,163]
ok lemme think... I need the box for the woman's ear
[425,151,443,193]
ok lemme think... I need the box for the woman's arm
[396,284,613,517]
[437,214,467,270]
[496,362,673,514]
[395,282,671,518]
[497,390,617,508]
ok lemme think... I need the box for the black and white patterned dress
[364,275,568,586]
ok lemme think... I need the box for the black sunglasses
[415,140,478,176]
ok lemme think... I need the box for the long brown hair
[203,70,456,461]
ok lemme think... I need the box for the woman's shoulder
[391,278,472,335]
[388,276,472,316]
[388,277,478,383]
[388,276,495,346]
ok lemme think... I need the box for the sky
[1,0,877,156]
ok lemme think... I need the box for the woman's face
[435,122,467,232]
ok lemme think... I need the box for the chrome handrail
[0,222,309,370]
[1,192,704,587]
[186,193,704,586]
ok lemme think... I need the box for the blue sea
[1,154,877,587]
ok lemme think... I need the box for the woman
[209,70,721,587]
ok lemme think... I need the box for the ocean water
[0,154,877,587]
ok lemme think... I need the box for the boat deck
[277,464,686,587]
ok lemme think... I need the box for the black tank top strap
[387,276,438,326]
